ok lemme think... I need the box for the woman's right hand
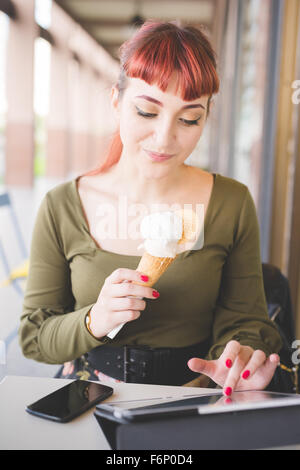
[88,268,160,339]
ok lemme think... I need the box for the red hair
[82,20,220,177]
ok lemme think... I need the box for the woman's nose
[153,119,176,148]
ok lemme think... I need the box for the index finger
[109,282,159,300]
[107,267,149,285]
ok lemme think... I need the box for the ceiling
[54,0,216,61]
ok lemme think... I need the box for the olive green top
[19,173,282,365]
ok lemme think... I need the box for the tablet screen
[96,391,300,421]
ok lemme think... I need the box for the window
[232,0,272,196]
[0,12,9,186]
[33,37,51,178]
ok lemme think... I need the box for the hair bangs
[122,21,219,101]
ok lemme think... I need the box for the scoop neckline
[72,172,219,258]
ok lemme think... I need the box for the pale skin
[64,73,280,394]
[188,341,279,395]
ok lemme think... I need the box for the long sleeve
[18,175,284,366]
[205,187,283,361]
[19,192,105,364]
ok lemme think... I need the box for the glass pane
[0,12,9,187]
[232,0,271,200]
[33,37,51,178]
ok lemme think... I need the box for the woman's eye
[180,118,201,126]
[135,107,156,118]
[135,106,201,126]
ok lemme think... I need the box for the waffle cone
[134,252,178,287]
[175,208,199,245]
[133,208,198,287]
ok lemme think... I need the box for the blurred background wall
[0,0,299,377]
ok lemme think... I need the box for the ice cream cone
[134,251,179,287]
[174,207,199,245]
[133,208,198,287]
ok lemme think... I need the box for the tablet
[95,390,300,423]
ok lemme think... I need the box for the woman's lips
[145,150,175,162]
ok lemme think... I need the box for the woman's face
[111,73,209,178]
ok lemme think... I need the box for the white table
[2,376,300,450]
[0,375,217,450]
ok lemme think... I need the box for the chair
[0,192,28,291]
[262,262,296,347]
[0,191,29,349]
[262,262,298,393]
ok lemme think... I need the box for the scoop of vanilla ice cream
[137,211,183,257]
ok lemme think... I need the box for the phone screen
[26,380,113,422]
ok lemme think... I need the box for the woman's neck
[106,159,192,204]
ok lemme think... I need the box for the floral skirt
[54,355,123,384]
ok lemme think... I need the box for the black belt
[87,339,211,385]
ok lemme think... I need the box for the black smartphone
[26,380,114,423]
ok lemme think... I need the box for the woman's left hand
[187,340,280,396]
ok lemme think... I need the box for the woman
[19,20,283,396]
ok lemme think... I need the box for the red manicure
[225,359,233,368]
[224,387,232,396]
[141,275,149,282]
[152,290,160,298]
[242,370,250,380]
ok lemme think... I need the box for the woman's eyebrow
[135,95,206,110]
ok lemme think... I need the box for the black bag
[262,263,299,394]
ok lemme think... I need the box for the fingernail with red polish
[140,275,149,282]
[224,387,232,396]
[242,370,250,380]
[225,359,232,368]
[152,290,160,298]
